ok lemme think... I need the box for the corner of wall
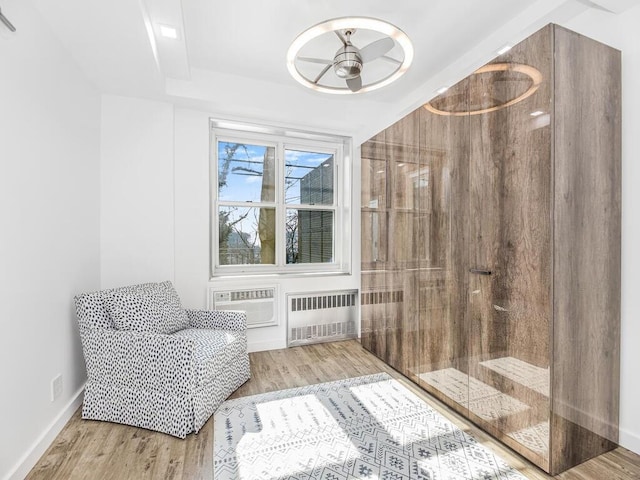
[3,385,85,480]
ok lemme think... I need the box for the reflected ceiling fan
[298,29,396,92]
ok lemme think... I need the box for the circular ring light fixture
[287,17,413,95]
[424,63,543,116]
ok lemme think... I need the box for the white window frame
[210,119,352,277]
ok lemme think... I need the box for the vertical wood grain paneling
[361,134,388,358]
[385,111,420,375]
[467,25,553,470]
[416,85,470,414]
[550,25,621,475]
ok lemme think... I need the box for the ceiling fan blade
[346,75,362,92]
[359,37,395,63]
[298,56,333,65]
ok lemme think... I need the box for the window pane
[286,209,333,264]
[218,142,276,202]
[285,150,334,205]
[219,206,276,265]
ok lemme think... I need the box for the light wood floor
[27,340,640,479]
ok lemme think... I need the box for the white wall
[100,98,361,352]
[100,96,175,289]
[0,1,101,479]
[561,3,640,455]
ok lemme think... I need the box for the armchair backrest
[75,289,115,330]
[74,281,189,334]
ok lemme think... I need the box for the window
[211,120,351,276]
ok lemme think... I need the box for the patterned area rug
[213,373,528,479]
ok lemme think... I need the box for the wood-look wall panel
[361,111,422,375]
[384,110,420,148]
[466,26,553,470]
[361,133,388,359]
[384,110,420,376]
[360,271,387,360]
[360,23,620,476]
[416,93,470,412]
[550,25,621,475]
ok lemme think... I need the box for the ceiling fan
[287,18,413,95]
[298,29,396,93]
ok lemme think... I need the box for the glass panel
[218,206,275,265]
[285,150,334,205]
[218,142,276,202]
[286,209,333,264]
[415,78,471,421]
[360,138,388,356]
[467,32,551,466]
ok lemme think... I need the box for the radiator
[211,286,277,328]
[287,290,358,347]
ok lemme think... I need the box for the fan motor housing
[333,44,362,79]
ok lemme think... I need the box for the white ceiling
[30,0,637,143]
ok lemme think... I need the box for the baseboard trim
[248,339,286,353]
[4,384,85,480]
[620,426,640,455]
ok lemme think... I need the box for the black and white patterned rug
[214,373,527,480]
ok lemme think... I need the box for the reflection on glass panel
[361,155,386,210]
[392,159,428,211]
[218,206,275,265]
[285,150,334,205]
[361,210,387,266]
[286,209,333,264]
[361,153,387,271]
[425,63,543,116]
[218,142,276,202]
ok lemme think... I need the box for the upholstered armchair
[74,281,250,438]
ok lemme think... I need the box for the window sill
[210,269,352,280]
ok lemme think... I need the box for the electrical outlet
[51,374,63,402]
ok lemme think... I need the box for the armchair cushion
[106,281,189,334]
[172,328,245,386]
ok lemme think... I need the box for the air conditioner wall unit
[209,286,278,329]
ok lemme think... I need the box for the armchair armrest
[185,309,247,331]
[79,327,196,396]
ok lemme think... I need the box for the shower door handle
[469,268,492,275]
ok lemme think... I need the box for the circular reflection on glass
[424,63,543,116]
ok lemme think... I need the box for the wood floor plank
[25,340,640,479]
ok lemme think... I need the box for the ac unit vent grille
[230,289,274,301]
[287,290,358,347]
